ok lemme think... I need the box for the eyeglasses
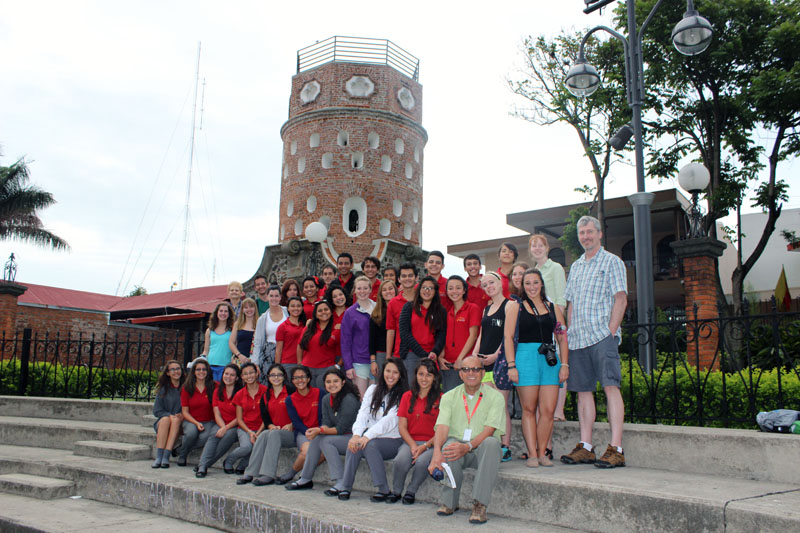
[168,368,182,373]
[292,376,310,381]
[459,367,484,374]
[195,368,207,372]
[268,373,284,379]
[420,286,436,292]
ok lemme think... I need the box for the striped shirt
[564,247,626,349]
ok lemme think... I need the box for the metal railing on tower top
[297,36,420,81]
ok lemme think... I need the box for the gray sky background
[1,1,796,295]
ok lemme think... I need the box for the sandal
[519,452,529,460]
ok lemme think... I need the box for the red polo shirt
[266,386,291,427]
[181,387,214,422]
[409,305,435,353]
[466,276,490,310]
[302,298,319,321]
[276,320,304,364]
[387,293,412,356]
[433,275,453,311]
[300,327,340,368]
[398,390,440,441]
[233,384,267,431]
[212,387,237,424]
[333,309,346,331]
[289,388,321,429]
[497,268,511,299]
[444,301,482,363]
[369,278,382,300]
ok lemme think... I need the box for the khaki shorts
[566,335,621,392]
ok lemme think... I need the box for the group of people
[150,215,629,524]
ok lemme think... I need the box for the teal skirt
[514,342,561,387]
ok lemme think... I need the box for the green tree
[0,159,69,251]
[623,0,800,316]
[559,205,591,259]
[126,285,148,297]
[508,32,630,245]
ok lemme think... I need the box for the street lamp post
[565,0,713,373]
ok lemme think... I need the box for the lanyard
[462,392,483,425]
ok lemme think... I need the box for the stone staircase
[0,395,798,532]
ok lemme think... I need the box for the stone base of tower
[248,238,429,286]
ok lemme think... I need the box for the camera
[538,343,558,366]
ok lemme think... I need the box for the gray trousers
[441,369,462,393]
[244,429,304,478]
[198,426,239,469]
[223,429,254,469]
[298,434,350,484]
[310,366,338,389]
[402,351,424,380]
[179,421,217,460]
[336,437,402,493]
[392,441,434,496]
[374,351,387,380]
[440,437,501,508]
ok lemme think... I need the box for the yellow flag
[775,266,791,311]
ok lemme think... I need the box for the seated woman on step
[284,367,361,492]
[176,358,216,467]
[152,360,184,468]
[195,363,243,477]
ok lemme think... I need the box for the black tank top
[518,300,555,344]
[236,329,255,356]
[478,300,508,372]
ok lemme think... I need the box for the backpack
[756,409,800,433]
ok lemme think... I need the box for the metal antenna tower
[179,42,201,290]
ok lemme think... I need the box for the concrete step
[509,419,800,484]
[0,395,152,425]
[0,491,219,532]
[0,416,153,451]
[0,473,75,500]
[4,395,796,483]
[0,445,565,532]
[74,440,152,461]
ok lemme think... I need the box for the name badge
[463,428,472,441]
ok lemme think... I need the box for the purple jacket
[340,302,374,370]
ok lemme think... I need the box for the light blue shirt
[564,247,626,349]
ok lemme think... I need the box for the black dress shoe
[275,471,296,485]
[195,469,207,478]
[160,463,170,469]
[385,493,400,503]
[193,465,198,473]
[235,467,246,475]
[370,492,389,503]
[285,480,313,491]
[224,466,235,474]
[324,488,341,497]
[236,475,253,485]
[402,493,415,505]
[177,457,187,467]
[252,476,275,486]
[151,460,162,469]
[337,490,351,501]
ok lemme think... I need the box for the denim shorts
[566,335,622,392]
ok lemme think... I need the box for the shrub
[0,360,159,401]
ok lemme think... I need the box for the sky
[1,1,797,296]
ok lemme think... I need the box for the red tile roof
[15,282,227,314]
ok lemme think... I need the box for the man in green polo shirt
[428,355,506,524]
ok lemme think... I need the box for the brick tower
[252,37,429,283]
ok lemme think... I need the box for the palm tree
[0,158,70,250]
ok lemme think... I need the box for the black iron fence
[0,329,203,402]
[2,301,798,428]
